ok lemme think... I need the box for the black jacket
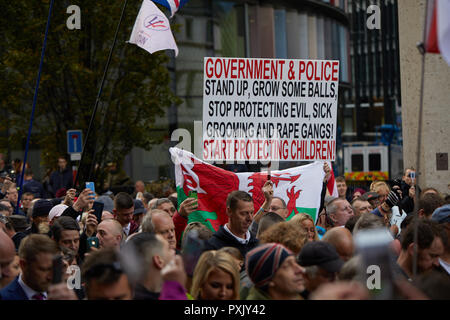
[204,225,259,261]
[399,181,416,214]
[49,167,73,196]
[133,284,160,300]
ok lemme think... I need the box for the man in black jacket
[204,190,259,261]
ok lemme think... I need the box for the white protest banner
[202,58,339,162]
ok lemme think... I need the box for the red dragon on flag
[171,147,327,233]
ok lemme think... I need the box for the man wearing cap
[48,204,69,225]
[297,241,344,299]
[132,199,145,227]
[24,199,54,236]
[245,243,305,300]
[362,191,381,209]
[432,204,450,275]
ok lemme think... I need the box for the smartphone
[181,230,204,277]
[92,201,104,223]
[85,182,95,196]
[87,237,99,250]
[409,172,416,185]
[354,228,396,300]
[188,190,198,200]
[52,254,63,284]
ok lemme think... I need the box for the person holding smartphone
[399,168,418,214]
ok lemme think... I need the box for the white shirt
[224,224,250,244]
[390,206,407,233]
[439,258,450,275]
[18,274,47,300]
[123,222,130,237]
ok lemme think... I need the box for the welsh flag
[170,147,326,233]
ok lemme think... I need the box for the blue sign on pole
[67,130,83,154]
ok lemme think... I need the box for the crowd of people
[0,154,449,300]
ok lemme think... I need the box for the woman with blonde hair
[190,250,240,300]
[370,181,390,204]
[289,213,319,242]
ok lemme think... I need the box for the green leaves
[0,1,180,189]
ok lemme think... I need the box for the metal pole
[74,0,129,188]
[16,0,55,214]
[412,0,431,279]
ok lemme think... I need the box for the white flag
[128,0,178,56]
[437,0,450,65]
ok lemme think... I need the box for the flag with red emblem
[170,147,325,232]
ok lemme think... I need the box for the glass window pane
[274,9,287,58]
[213,1,246,57]
[369,153,381,171]
[352,154,364,171]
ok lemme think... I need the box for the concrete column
[398,0,450,194]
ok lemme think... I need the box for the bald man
[322,227,354,262]
[97,219,124,250]
[150,210,176,251]
[135,180,145,194]
[0,230,16,289]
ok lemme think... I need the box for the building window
[352,154,364,171]
[185,18,193,40]
[213,1,246,57]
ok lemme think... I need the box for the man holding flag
[203,190,259,261]
[169,147,337,247]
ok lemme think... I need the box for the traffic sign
[67,130,83,154]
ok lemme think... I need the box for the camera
[391,178,402,188]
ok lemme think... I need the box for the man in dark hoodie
[204,191,259,262]
[48,156,73,197]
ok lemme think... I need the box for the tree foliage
[0,0,180,189]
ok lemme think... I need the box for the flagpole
[74,0,129,188]
[15,0,55,214]
[411,0,431,279]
